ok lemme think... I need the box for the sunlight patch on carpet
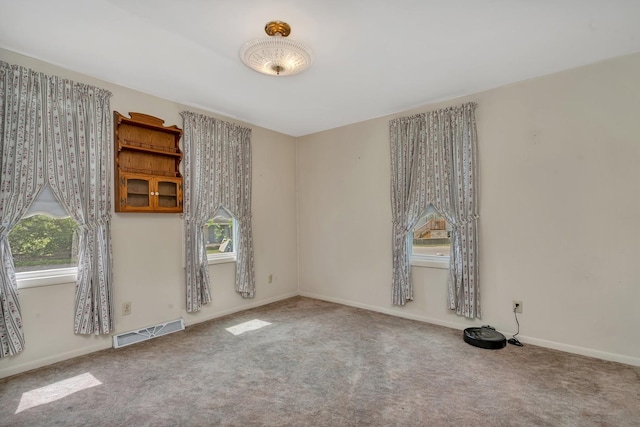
[15,372,102,414]
[226,319,272,336]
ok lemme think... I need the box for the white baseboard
[299,291,469,331]
[183,291,300,327]
[299,291,640,368]
[0,342,112,380]
[515,335,640,367]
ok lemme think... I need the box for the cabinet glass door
[124,177,151,209]
[156,179,179,209]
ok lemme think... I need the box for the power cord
[508,306,523,347]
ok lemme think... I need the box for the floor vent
[112,319,185,349]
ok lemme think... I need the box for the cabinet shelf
[120,166,180,177]
[119,139,183,157]
[115,111,183,213]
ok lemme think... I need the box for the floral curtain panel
[389,102,480,318]
[44,76,114,334]
[0,62,45,357]
[389,114,427,306]
[181,111,255,312]
[0,61,113,357]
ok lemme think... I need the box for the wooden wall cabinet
[114,112,183,213]
[118,173,182,212]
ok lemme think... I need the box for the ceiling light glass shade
[240,22,313,77]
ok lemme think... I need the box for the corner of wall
[294,136,301,294]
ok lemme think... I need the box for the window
[10,186,78,287]
[9,215,77,272]
[204,207,237,263]
[412,205,450,267]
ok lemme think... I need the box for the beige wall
[0,49,299,378]
[297,53,640,366]
[2,48,640,377]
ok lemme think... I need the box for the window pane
[204,207,234,254]
[413,206,450,257]
[8,215,78,272]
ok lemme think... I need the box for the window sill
[16,267,77,289]
[207,253,237,265]
[411,256,449,270]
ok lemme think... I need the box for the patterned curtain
[389,103,480,318]
[181,111,255,312]
[389,114,427,305]
[0,62,46,357]
[43,76,114,334]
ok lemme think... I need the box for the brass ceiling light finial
[264,21,291,37]
[240,20,313,77]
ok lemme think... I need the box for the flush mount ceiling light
[240,21,313,77]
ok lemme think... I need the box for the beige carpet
[0,297,639,426]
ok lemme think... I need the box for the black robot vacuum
[463,325,507,349]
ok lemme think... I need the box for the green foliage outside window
[204,208,234,254]
[8,215,78,271]
[205,218,231,242]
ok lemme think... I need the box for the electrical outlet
[122,302,132,316]
[268,274,273,283]
[513,300,522,313]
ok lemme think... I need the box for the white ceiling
[1,0,639,137]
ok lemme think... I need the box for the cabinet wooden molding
[114,112,183,213]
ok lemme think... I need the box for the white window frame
[16,267,77,289]
[411,250,450,269]
[410,208,450,270]
[206,214,238,265]
[13,189,79,289]
[16,184,78,289]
